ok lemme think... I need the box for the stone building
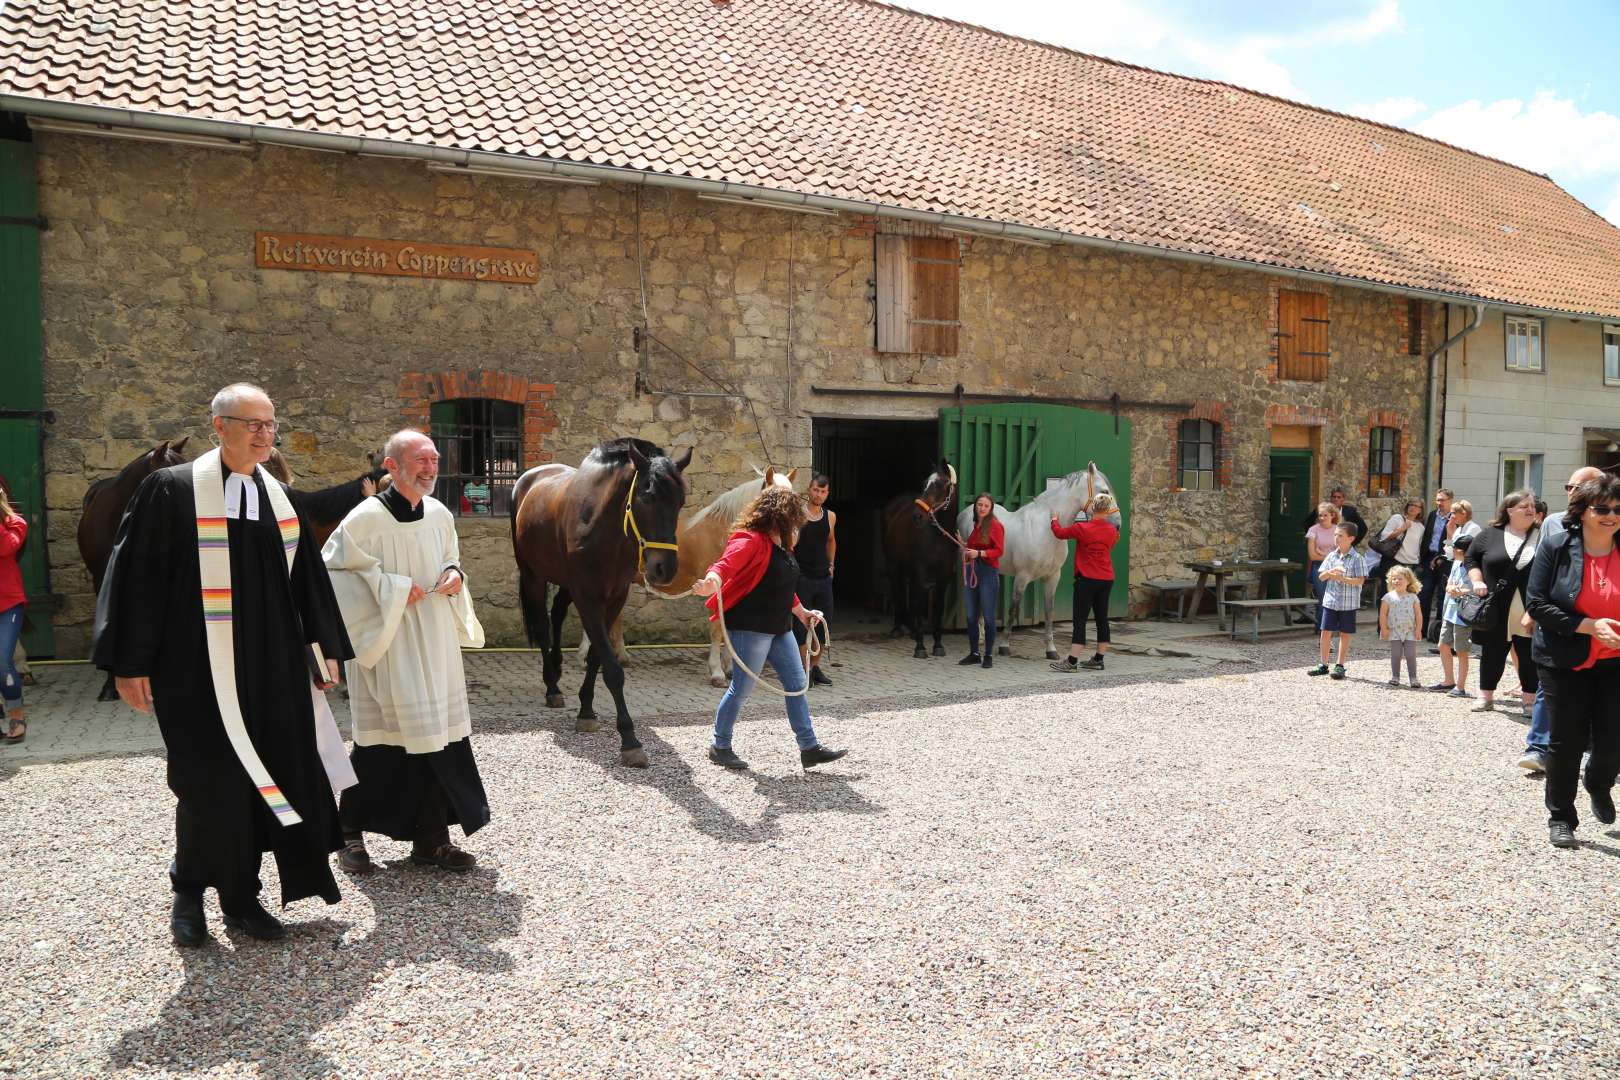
[2,0,1618,657]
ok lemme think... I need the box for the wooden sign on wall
[255,232,538,285]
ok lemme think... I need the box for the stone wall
[33,135,1432,654]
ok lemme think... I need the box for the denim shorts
[1319,607,1357,634]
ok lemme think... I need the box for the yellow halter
[623,467,680,574]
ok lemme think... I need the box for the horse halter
[913,464,958,515]
[622,467,680,574]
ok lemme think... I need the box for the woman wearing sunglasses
[1525,474,1620,850]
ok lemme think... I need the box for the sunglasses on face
[1586,505,1620,517]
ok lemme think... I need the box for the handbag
[1369,525,1404,560]
[1457,578,1507,630]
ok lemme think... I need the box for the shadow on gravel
[548,725,884,844]
[110,865,523,1078]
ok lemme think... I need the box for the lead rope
[711,579,826,698]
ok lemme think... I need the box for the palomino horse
[511,437,692,768]
[607,466,797,687]
[883,460,959,659]
[78,438,191,700]
[264,447,389,548]
[955,463,1116,659]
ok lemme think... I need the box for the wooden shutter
[1278,289,1329,381]
[875,235,960,355]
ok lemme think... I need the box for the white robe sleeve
[440,517,485,649]
[322,518,413,669]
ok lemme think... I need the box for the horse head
[761,465,798,492]
[1083,461,1117,514]
[625,440,693,587]
[915,459,956,517]
[151,435,190,471]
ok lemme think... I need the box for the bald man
[1516,465,1606,774]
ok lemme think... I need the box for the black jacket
[1465,524,1540,645]
[1419,509,1451,569]
[1300,502,1367,543]
[1526,526,1595,669]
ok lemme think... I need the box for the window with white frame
[1499,452,1544,500]
[1505,315,1544,372]
[1605,324,1620,387]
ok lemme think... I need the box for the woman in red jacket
[692,485,848,771]
[0,484,27,742]
[958,492,1005,669]
[1049,493,1121,672]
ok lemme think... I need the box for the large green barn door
[941,403,1132,623]
[0,138,53,656]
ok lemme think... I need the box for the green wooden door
[1267,450,1313,597]
[941,403,1132,622]
[0,139,52,655]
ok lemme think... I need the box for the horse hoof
[96,687,120,703]
[931,645,945,657]
[913,646,927,659]
[997,645,1010,657]
[545,693,565,709]
[575,713,600,733]
[709,675,728,689]
[620,747,649,769]
[1045,649,1059,661]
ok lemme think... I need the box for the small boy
[1308,522,1368,680]
[1435,533,1475,698]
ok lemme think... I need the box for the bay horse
[78,437,191,700]
[511,437,692,768]
[606,466,797,686]
[955,463,1116,660]
[882,460,959,659]
[264,447,389,548]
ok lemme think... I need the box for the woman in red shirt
[692,485,848,771]
[958,492,1006,669]
[0,484,27,743]
[1049,493,1121,672]
[1526,473,1620,849]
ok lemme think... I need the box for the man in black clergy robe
[94,383,354,946]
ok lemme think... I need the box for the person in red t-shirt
[0,483,28,743]
[1048,493,1121,672]
[1526,473,1620,849]
[958,492,1005,669]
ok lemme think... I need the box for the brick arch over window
[1168,399,1232,491]
[1361,410,1411,497]
[398,370,559,466]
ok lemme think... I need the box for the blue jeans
[712,629,818,751]
[1307,560,1323,600]
[0,605,22,709]
[1526,686,1550,753]
[963,563,999,655]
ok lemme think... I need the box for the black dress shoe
[222,900,287,941]
[957,654,981,666]
[981,655,993,669]
[707,746,749,770]
[1590,786,1617,826]
[800,744,848,768]
[810,666,833,686]
[170,890,208,948]
[1549,822,1580,849]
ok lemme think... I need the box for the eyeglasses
[1586,505,1620,517]
[219,416,279,434]
[1565,484,1576,492]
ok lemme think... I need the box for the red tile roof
[4,0,1619,317]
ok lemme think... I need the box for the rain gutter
[7,97,1617,324]
[1423,302,1486,495]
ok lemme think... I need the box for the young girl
[1380,564,1424,688]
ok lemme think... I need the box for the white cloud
[1412,92,1620,181]
[1600,187,1620,227]
[1345,96,1428,126]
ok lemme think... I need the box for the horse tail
[519,567,550,651]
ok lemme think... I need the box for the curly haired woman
[692,485,848,770]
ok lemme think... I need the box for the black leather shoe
[800,744,848,768]
[981,656,993,669]
[1590,787,1617,826]
[810,666,833,686]
[1549,822,1580,849]
[170,889,208,948]
[957,654,981,666]
[707,746,749,770]
[222,900,287,941]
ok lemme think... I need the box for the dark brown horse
[265,447,389,548]
[511,437,692,767]
[882,460,959,659]
[79,437,191,699]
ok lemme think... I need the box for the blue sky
[905,0,1620,224]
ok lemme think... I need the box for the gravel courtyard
[3,637,1617,1078]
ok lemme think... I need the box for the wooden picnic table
[1182,559,1304,630]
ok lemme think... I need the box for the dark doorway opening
[811,417,939,636]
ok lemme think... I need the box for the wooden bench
[1225,597,1318,642]
[1146,578,1249,621]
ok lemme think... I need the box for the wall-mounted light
[425,162,599,185]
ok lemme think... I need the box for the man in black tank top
[793,474,836,686]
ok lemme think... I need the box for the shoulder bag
[1457,578,1507,630]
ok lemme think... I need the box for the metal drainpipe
[1424,301,1485,494]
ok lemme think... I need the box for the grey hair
[383,428,431,464]
[210,382,268,418]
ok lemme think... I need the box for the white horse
[957,463,1116,659]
